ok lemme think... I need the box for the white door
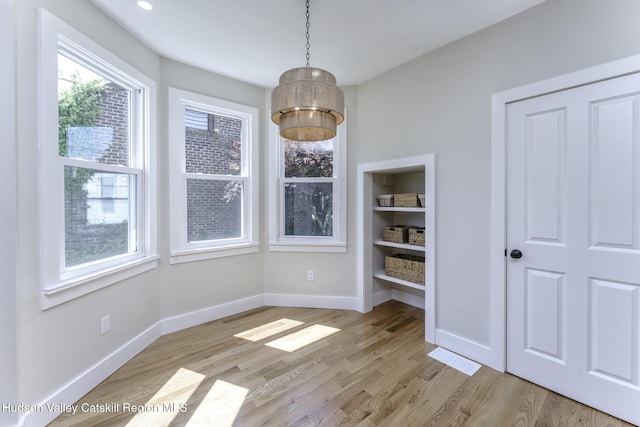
[506,72,640,425]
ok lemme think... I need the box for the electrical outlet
[307,270,314,281]
[101,315,110,335]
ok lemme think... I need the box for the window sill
[170,242,260,264]
[41,255,159,310]
[268,241,347,253]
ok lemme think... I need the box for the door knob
[510,249,523,259]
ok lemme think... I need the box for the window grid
[280,138,336,239]
[57,51,144,276]
[169,88,259,263]
[268,116,347,252]
[39,8,157,308]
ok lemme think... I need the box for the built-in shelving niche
[356,154,435,343]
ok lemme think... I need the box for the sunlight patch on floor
[125,367,204,427]
[234,318,304,342]
[185,379,248,427]
[265,324,340,352]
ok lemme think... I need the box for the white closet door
[506,72,640,426]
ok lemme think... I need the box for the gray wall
[356,0,640,346]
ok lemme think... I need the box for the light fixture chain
[305,0,310,67]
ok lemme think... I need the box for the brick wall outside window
[68,91,246,248]
[94,84,130,167]
[185,114,243,242]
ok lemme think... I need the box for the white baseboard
[160,294,265,335]
[391,289,424,309]
[20,292,360,426]
[372,288,424,309]
[263,293,356,310]
[372,289,392,306]
[22,323,161,427]
[434,329,493,368]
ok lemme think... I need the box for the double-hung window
[168,88,259,263]
[269,116,347,252]
[39,10,157,308]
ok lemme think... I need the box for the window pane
[185,109,208,130]
[284,182,333,236]
[284,139,333,178]
[187,179,243,242]
[65,166,136,268]
[58,53,130,167]
[185,110,242,176]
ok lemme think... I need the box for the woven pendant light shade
[271,67,344,141]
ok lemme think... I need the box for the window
[268,116,347,252]
[283,140,334,237]
[39,10,157,308]
[168,88,259,263]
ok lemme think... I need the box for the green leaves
[58,73,107,156]
[284,140,333,178]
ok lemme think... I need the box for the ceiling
[90,0,547,88]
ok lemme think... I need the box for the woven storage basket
[385,254,425,284]
[408,227,425,246]
[377,194,394,207]
[382,225,410,243]
[394,193,420,207]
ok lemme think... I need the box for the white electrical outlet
[307,270,314,281]
[101,315,110,335]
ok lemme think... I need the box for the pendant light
[271,0,344,142]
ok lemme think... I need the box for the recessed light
[137,1,153,11]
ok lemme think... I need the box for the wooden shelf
[373,270,426,291]
[373,240,425,252]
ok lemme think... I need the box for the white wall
[0,0,18,425]
[13,1,269,419]
[356,0,640,358]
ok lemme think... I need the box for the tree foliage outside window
[284,140,333,178]
[58,74,106,157]
[59,74,104,240]
[283,140,334,237]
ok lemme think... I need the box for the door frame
[489,53,640,372]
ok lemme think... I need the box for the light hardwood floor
[49,300,633,426]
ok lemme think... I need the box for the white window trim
[168,88,259,264]
[38,9,158,309]
[268,110,347,253]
